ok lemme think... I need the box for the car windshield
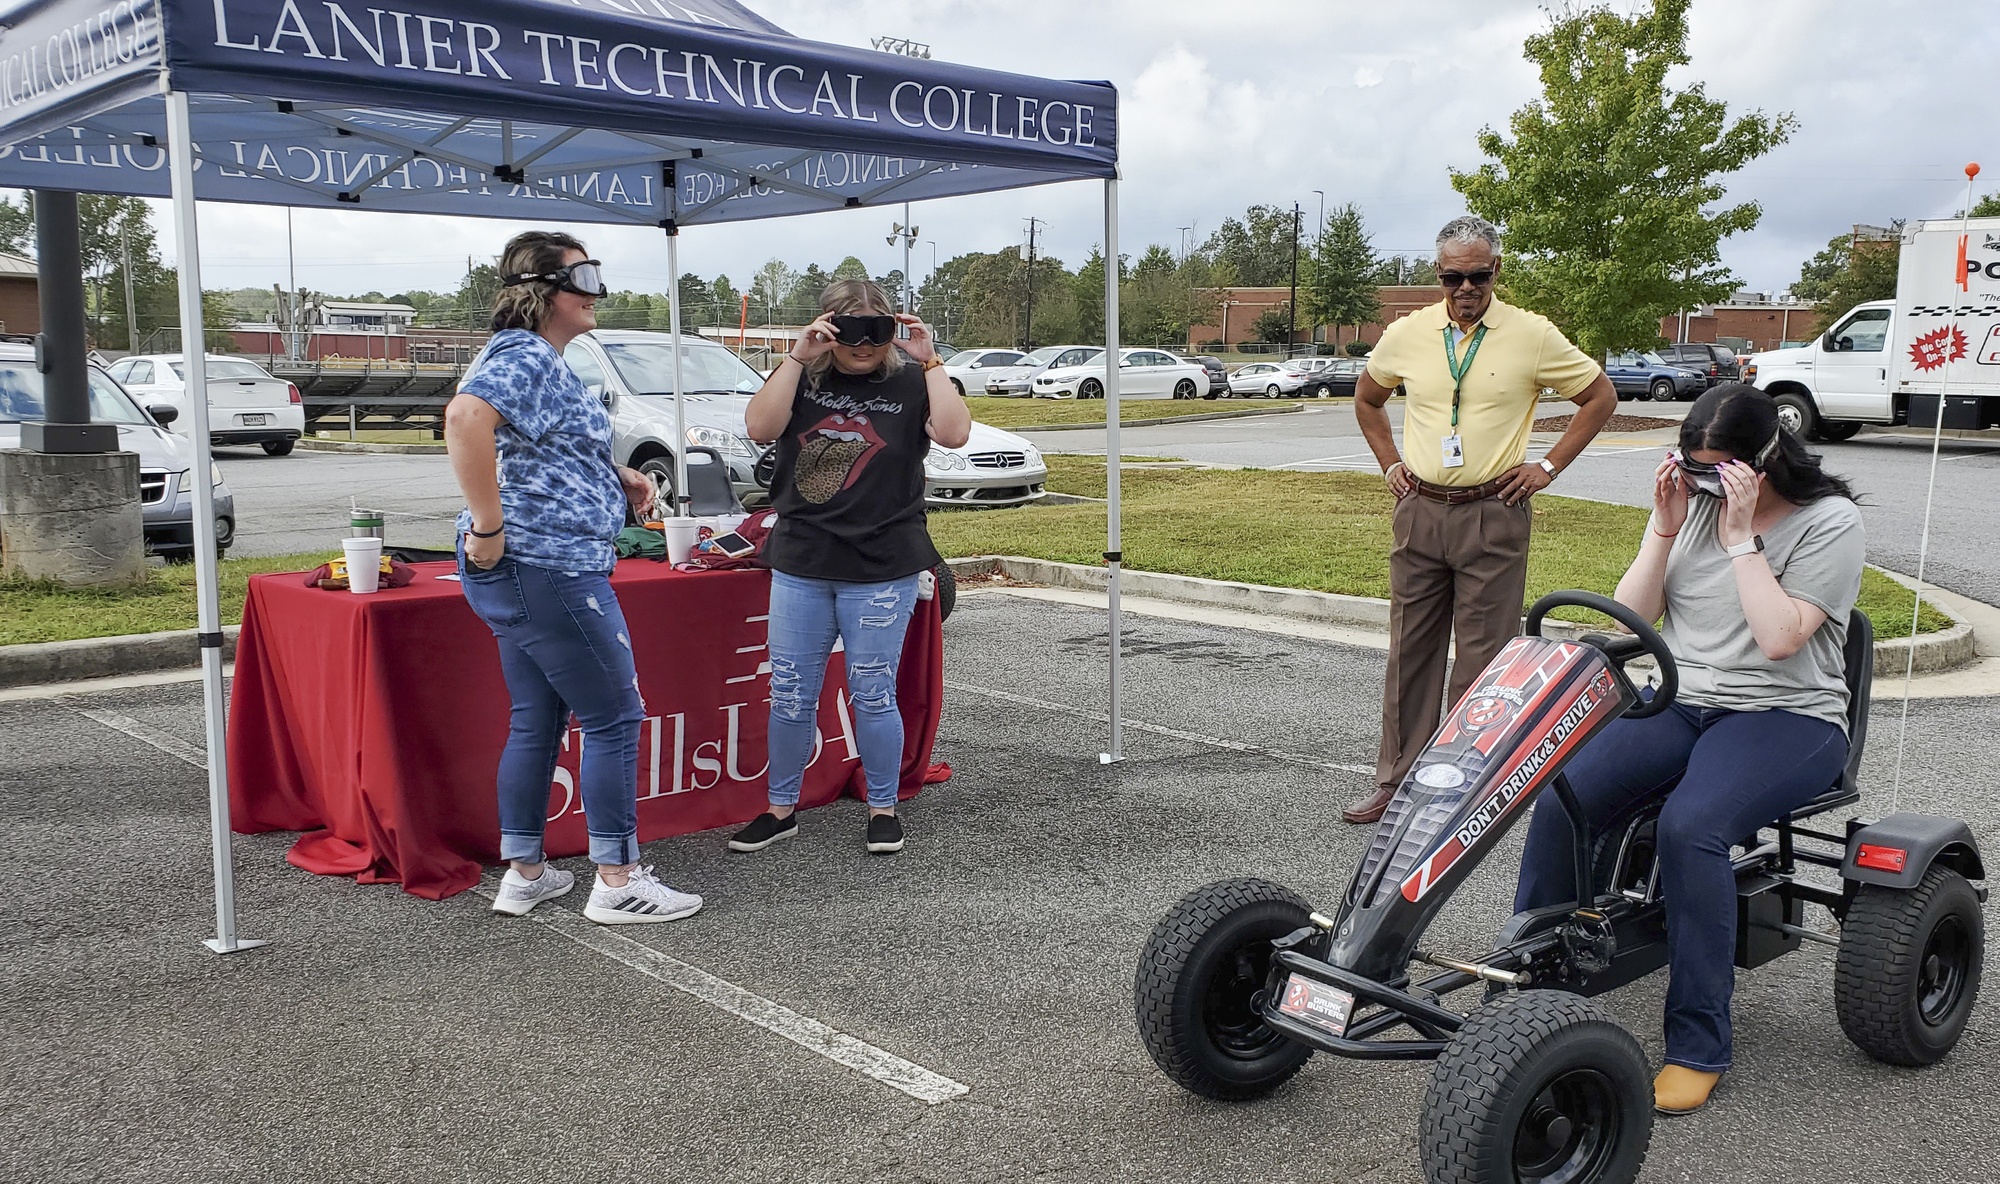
[1640,352,1670,366]
[602,340,765,394]
[166,359,273,380]
[0,363,153,425]
[1021,347,1066,365]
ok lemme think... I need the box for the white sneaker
[490,865,575,916]
[583,865,703,924]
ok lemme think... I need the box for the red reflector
[287,383,302,405]
[1856,844,1908,873]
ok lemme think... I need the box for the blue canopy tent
[0,0,1133,952]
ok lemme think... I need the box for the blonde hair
[804,278,904,385]
[491,230,587,333]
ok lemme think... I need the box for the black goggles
[829,313,897,346]
[504,259,608,298]
[1439,269,1496,290]
[1674,430,1781,492]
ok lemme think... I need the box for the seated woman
[1513,383,1864,1116]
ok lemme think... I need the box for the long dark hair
[490,230,587,332]
[1679,384,1858,504]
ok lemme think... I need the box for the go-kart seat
[1781,609,1872,822]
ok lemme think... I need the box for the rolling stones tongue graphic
[793,413,886,504]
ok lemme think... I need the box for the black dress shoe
[1342,786,1395,824]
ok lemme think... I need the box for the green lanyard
[1442,325,1487,429]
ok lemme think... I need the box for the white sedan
[1227,361,1309,397]
[925,421,1048,508]
[108,353,305,455]
[1031,348,1209,400]
[940,347,1028,397]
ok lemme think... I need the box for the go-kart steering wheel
[1525,590,1678,719]
[752,445,778,490]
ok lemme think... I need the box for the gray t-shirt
[1660,494,1865,731]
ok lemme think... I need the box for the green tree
[1199,205,1299,286]
[1304,203,1382,346]
[791,263,831,311]
[1956,193,2000,218]
[710,274,741,324]
[831,255,871,282]
[1450,0,1795,357]
[750,259,798,323]
[1072,247,1108,342]
[1789,234,1845,307]
[1370,255,1437,285]
[1252,304,1293,344]
[1804,228,1902,332]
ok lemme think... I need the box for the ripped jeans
[765,570,921,810]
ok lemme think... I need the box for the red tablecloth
[228,560,944,898]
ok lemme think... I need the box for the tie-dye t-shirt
[453,329,624,572]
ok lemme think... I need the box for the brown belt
[1409,475,1507,505]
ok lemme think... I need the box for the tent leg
[1100,176,1124,766]
[168,90,267,956]
[666,228,690,516]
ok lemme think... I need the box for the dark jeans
[458,553,644,867]
[1514,700,1847,1071]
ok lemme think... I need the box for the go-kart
[1135,591,1986,1184]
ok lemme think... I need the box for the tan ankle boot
[1653,1065,1722,1115]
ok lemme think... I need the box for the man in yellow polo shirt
[1343,215,1617,824]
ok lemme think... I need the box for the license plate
[1276,974,1354,1037]
[240,414,267,426]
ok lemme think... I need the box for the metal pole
[1023,218,1038,350]
[286,207,297,360]
[1101,177,1123,766]
[1289,203,1300,356]
[668,228,689,516]
[167,90,266,957]
[26,190,100,450]
[901,202,913,314]
[121,222,137,352]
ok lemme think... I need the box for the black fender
[1844,813,1986,892]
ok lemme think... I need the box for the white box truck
[1745,217,2000,440]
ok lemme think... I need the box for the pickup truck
[1746,216,2000,441]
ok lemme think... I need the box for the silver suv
[0,342,236,557]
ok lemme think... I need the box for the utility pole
[285,207,297,359]
[1022,216,1043,350]
[1288,203,1301,356]
[120,222,137,351]
[887,206,918,313]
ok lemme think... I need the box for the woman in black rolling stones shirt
[728,279,971,857]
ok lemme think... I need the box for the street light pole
[1288,203,1301,356]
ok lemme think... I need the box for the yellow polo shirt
[1365,298,1600,486]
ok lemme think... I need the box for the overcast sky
[162,0,1999,304]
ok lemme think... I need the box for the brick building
[0,251,38,335]
[1190,285,1441,350]
[1656,295,1818,354]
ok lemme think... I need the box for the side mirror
[148,403,179,425]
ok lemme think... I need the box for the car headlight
[686,426,751,455]
[211,462,224,486]
[1744,363,1757,382]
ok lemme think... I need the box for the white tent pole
[1101,176,1124,766]
[668,227,689,516]
[167,90,267,956]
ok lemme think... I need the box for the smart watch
[1724,535,1764,558]
[1538,458,1558,478]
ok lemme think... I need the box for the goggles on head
[504,259,608,299]
[1674,429,1781,496]
[829,313,897,346]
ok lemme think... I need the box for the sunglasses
[829,313,897,346]
[503,259,608,299]
[1439,270,1496,290]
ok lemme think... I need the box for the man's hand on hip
[1384,461,1414,500]
[1496,461,1553,505]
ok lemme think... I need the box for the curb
[1009,403,1307,433]
[944,555,1976,677]
[297,438,447,455]
[0,626,240,690]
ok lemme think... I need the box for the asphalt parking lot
[4,590,1994,1183]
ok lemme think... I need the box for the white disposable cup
[660,517,699,564]
[343,536,383,593]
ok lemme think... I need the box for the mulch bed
[1534,413,1679,433]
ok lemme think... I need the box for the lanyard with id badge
[1440,325,1486,471]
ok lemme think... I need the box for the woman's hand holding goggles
[791,312,937,364]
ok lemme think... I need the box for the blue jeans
[766,571,920,810]
[458,552,644,867]
[1515,700,1847,1071]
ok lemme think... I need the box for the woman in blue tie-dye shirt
[444,230,703,926]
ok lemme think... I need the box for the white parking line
[947,681,1375,778]
[61,702,208,768]
[472,887,971,1105]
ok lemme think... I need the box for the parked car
[983,345,1103,397]
[107,353,304,455]
[1031,348,1209,400]
[1657,342,1742,388]
[940,347,1027,396]
[1604,350,1706,401]
[567,330,1043,511]
[0,341,235,557]
[1186,355,1229,398]
[1226,361,1309,397]
[1292,357,1367,398]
